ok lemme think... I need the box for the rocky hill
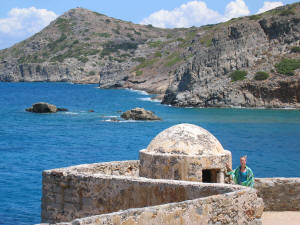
[0,3,300,108]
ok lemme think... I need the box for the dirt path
[262,211,300,225]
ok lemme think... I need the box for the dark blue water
[0,82,300,225]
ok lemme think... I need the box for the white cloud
[141,0,251,28]
[224,0,250,20]
[141,1,223,28]
[0,7,57,37]
[256,1,283,14]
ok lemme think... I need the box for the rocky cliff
[0,3,300,108]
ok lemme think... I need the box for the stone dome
[146,123,225,155]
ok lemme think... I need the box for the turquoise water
[0,82,300,224]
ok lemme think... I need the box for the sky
[0,0,298,50]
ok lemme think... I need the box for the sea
[0,82,300,225]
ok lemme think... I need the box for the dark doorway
[202,169,220,183]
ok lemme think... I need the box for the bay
[0,82,300,224]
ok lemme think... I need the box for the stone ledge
[255,178,300,211]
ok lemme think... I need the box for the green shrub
[105,19,111,23]
[51,54,65,62]
[279,7,295,16]
[112,28,120,34]
[113,57,125,63]
[230,70,247,81]
[125,27,135,31]
[176,31,198,48]
[84,49,99,55]
[120,53,131,58]
[78,57,89,63]
[254,71,269,80]
[135,58,158,70]
[176,38,184,42]
[134,31,141,36]
[249,15,262,21]
[126,33,135,41]
[100,48,113,57]
[17,56,26,64]
[147,41,162,48]
[132,57,145,63]
[135,70,143,76]
[55,18,71,32]
[89,71,96,76]
[97,33,111,38]
[291,46,300,53]
[55,18,67,25]
[47,33,67,50]
[275,58,300,76]
[200,33,213,47]
[185,31,197,41]
[154,52,162,57]
[165,52,182,67]
[167,33,173,39]
[126,33,133,38]
[18,53,45,64]
[101,41,138,56]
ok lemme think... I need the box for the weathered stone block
[255,178,300,211]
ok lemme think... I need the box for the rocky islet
[26,102,68,113]
[121,107,160,120]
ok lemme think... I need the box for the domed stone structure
[139,123,232,183]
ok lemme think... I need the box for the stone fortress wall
[255,178,300,211]
[41,160,263,225]
[39,124,300,225]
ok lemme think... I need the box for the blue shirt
[239,170,248,183]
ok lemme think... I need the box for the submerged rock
[121,108,160,121]
[110,117,120,122]
[57,108,68,112]
[26,102,68,113]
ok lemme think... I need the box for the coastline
[2,80,300,109]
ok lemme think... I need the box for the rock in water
[110,117,120,122]
[121,108,160,121]
[57,108,68,112]
[26,102,57,113]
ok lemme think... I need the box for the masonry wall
[41,161,244,223]
[58,160,140,177]
[139,150,231,182]
[43,187,264,225]
[255,178,300,211]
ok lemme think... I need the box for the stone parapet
[41,160,263,224]
[255,178,300,211]
[47,160,140,177]
[46,188,263,225]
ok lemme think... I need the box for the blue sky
[0,0,298,49]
